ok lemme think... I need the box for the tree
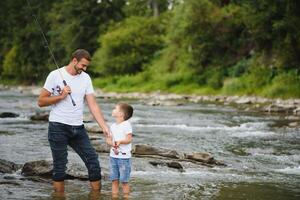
[48,0,125,66]
[123,0,172,17]
[1,0,59,83]
[92,16,167,75]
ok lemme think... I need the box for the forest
[1,0,300,98]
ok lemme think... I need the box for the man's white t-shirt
[110,120,132,159]
[43,67,94,126]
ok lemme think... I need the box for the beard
[74,64,83,74]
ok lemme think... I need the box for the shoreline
[1,84,300,119]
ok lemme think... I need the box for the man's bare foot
[112,193,119,199]
[90,180,101,191]
[53,181,64,193]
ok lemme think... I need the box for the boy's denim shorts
[110,157,131,183]
[48,122,101,181]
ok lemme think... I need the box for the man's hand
[105,134,113,146]
[102,125,111,137]
[61,86,71,99]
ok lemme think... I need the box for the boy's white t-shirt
[43,67,94,126]
[110,120,132,159]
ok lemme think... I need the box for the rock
[83,114,94,123]
[289,122,299,127]
[149,161,184,172]
[85,124,103,133]
[264,104,296,113]
[167,162,184,171]
[93,143,110,153]
[0,181,21,186]
[294,107,300,115]
[89,135,102,140]
[184,152,214,164]
[0,112,19,118]
[285,116,300,120]
[30,112,49,121]
[21,160,89,180]
[235,97,253,104]
[133,144,180,159]
[143,100,183,106]
[21,160,53,177]
[0,159,22,173]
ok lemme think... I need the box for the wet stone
[0,159,22,173]
[0,112,19,118]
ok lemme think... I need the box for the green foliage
[91,16,167,75]
[2,45,18,78]
[48,0,125,65]
[262,71,300,98]
[0,0,59,83]
[227,59,249,78]
[243,0,300,69]
[223,63,273,95]
[123,0,172,17]
[1,0,300,99]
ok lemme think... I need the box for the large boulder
[133,144,180,159]
[0,159,22,173]
[21,160,88,180]
[21,160,53,178]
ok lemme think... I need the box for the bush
[262,71,300,98]
[91,15,167,76]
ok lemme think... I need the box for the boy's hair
[71,49,91,62]
[118,103,133,120]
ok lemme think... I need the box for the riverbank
[1,84,300,123]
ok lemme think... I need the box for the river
[0,89,299,199]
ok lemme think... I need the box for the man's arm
[38,87,70,107]
[85,93,110,136]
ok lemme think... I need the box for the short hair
[71,49,91,62]
[117,102,133,120]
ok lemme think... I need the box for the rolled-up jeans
[48,122,101,181]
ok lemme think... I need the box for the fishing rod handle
[63,80,76,106]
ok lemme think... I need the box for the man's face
[73,58,90,74]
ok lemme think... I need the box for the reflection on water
[0,90,299,199]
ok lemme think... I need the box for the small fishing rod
[26,0,76,106]
[111,133,126,155]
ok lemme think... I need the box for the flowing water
[0,90,299,200]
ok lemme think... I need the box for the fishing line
[26,0,76,106]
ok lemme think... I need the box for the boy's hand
[115,141,121,147]
[113,148,119,155]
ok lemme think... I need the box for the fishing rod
[26,0,76,106]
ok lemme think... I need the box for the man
[38,49,109,192]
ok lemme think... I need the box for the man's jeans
[48,122,101,181]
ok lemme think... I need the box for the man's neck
[65,64,77,76]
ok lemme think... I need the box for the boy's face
[112,105,124,119]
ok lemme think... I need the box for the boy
[106,102,133,198]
